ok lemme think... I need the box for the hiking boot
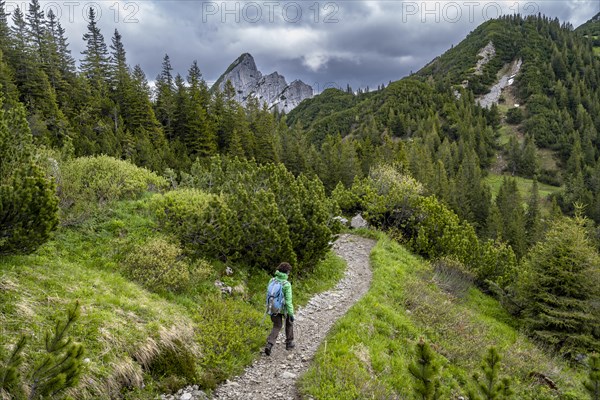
[265,343,273,356]
[286,341,295,351]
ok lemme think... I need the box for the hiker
[265,262,295,356]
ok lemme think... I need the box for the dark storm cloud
[20,1,600,89]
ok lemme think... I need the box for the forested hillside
[1,2,600,398]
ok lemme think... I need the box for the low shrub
[153,188,296,270]
[124,237,207,293]
[148,325,200,385]
[59,155,167,210]
[433,257,474,298]
[331,181,361,215]
[506,107,524,124]
[166,156,339,273]
[195,298,265,389]
[351,165,516,287]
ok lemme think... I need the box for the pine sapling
[408,337,441,400]
[27,301,85,400]
[468,347,512,400]
[0,335,27,397]
[584,354,600,400]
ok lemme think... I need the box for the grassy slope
[300,234,586,399]
[485,173,561,202]
[0,195,345,398]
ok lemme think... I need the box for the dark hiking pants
[267,314,294,345]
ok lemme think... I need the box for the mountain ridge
[211,53,313,113]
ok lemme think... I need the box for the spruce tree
[468,347,513,400]
[584,354,600,400]
[43,9,75,113]
[172,73,189,144]
[495,177,527,259]
[250,103,278,164]
[525,178,543,246]
[48,12,75,78]
[26,0,47,64]
[0,1,10,55]
[155,54,176,140]
[520,214,600,356]
[80,7,109,90]
[520,135,539,177]
[408,338,441,400]
[109,29,129,92]
[0,97,58,255]
[185,60,216,158]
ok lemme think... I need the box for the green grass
[299,235,587,399]
[497,125,520,146]
[0,195,346,398]
[485,173,561,202]
[594,46,600,56]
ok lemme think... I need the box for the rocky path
[211,234,375,400]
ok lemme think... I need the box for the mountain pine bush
[0,302,84,399]
[0,97,58,255]
[153,187,296,270]
[584,354,600,400]
[468,347,513,400]
[408,338,441,400]
[177,156,337,273]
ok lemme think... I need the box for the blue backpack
[266,278,286,316]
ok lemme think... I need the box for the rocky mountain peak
[212,54,313,113]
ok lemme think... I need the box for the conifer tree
[520,135,539,177]
[525,178,543,246]
[584,354,600,400]
[320,134,361,192]
[42,9,75,117]
[0,304,83,398]
[0,97,58,255]
[251,103,278,164]
[8,6,63,145]
[0,50,19,104]
[10,7,28,56]
[80,7,109,90]
[184,61,216,158]
[109,29,129,91]
[47,11,75,78]
[408,338,441,400]
[520,213,600,356]
[26,0,47,64]
[155,54,176,140]
[0,336,26,397]
[495,177,527,259]
[28,302,85,399]
[468,347,513,400]
[506,136,521,175]
[0,1,10,55]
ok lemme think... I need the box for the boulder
[351,214,368,229]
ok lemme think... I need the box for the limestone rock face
[213,53,312,112]
[276,80,314,114]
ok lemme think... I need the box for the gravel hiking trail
[212,234,376,400]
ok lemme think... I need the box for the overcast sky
[7,0,600,91]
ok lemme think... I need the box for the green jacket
[273,271,294,317]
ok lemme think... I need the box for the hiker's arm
[284,282,294,317]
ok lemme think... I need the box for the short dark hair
[277,262,292,274]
